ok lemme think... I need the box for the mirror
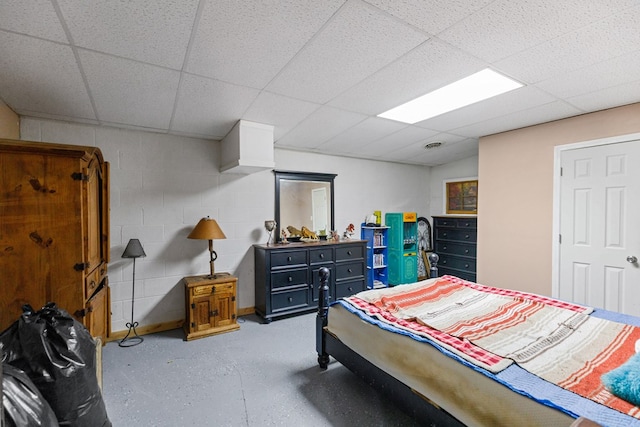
[274,170,336,242]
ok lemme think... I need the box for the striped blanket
[344,275,640,418]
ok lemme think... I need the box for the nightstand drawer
[271,250,307,269]
[435,241,476,258]
[336,245,364,261]
[271,268,308,289]
[272,287,311,312]
[335,261,364,281]
[309,247,333,264]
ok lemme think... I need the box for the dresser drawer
[439,255,476,272]
[309,247,333,265]
[271,267,308,290]
[336,244,364,261]
[271,250,307,269]
[335,261,364,281]
[335,279,365,299]
[433,217,476,229]
[435,241,476,258]
[271,287,311,312]
[435,228,477,243]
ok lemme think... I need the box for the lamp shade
[188,217,226,240]
[122,239,146,258]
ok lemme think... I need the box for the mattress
[327,299,640,427]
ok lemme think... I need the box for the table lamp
[188,217,226,278]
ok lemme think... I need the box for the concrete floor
[101,312,421,426]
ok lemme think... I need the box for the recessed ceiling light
[378,68,523,124]
[424,141,443,149]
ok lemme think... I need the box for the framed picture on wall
[445,178,478,214]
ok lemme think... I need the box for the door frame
[551,131,640,298]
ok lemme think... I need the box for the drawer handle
[348,287,353,292]
[464,264,469,268]
[347,250,352,256]
[443,232,447,237]
[347,268,352,273]
[288,276,293,282]
[90,280,96,290]
[288,297,293,302]
[319,253,324,259]
[464,249,469,254]
[443,246,447,250]
[442,260,447,264]
[287,256,292,262]
[464,234,470,239]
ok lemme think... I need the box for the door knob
[627,255,638,263]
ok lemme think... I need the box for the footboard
[316,266,330,369]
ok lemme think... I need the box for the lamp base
[118,321,144,347]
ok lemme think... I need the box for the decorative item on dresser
[183,273,239,340]
[0,139,110,340]
[253,240,366,323]
[119,239,146,347]
[432,216,477,281]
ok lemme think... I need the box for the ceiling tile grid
[0,0,639,166]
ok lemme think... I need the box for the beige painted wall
[0,100,19,139]
[478,102,640,296]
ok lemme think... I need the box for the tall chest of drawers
[432,216,477,281]
[254,240,366,323]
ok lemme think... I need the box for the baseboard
[106,307,257,342]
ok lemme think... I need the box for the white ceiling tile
[364,0,494,35]
[242,92,321,140]
[316,117,407,152]
[329,38,486,115]
[266,0,428,103]
[415,86,557,134]
[79,50,180,129]
[275,106,367,149]
[187,0,345,88]
[353,125,441,157]
[495,5,640,84]
[57,0,199,69]
[438,0,639,63]
[0,32,95,119]
[385,138,478,166]
[535,50,640,99]
[452,101,583,138]
[0,0,67,42]
[566,79,640,112]
[171,74,260,138]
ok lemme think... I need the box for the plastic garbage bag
[0,303,111,427]
[2,360,59,427]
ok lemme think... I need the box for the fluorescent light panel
[378,68,523,124]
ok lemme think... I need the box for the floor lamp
[120,238,146,347]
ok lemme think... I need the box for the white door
[559,139,640,316]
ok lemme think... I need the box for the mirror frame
[274,170,337,242]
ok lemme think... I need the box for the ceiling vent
[220,120,275,174]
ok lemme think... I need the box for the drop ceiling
[1,0,639,166]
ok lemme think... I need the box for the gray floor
[101,313,422,426]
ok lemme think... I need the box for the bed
[315,268,640,427]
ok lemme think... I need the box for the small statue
[330,230,339,241]
[343,223,355,240]
[301,226,318,240]
[281,229,288,243]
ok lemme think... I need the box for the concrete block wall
[19,117,473,335]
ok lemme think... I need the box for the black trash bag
[0,303,111,427]
[2,360,59,427]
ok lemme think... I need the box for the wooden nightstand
[183,273,239,341]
